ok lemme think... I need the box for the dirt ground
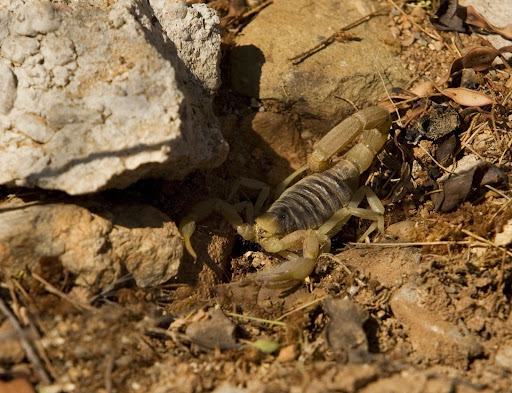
[1,1,512,392]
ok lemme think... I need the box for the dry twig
[31,273,96,312]
[290,5,389,64]
[0,298,51,384]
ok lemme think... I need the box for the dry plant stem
[276,296,328,321]
[490,197,512,223]
[416,143,456,174]
[387,0,441,41]
[225,311,286,327]
[348,240,490,247]
[485,185,511,201]
[290,5,390,63]
[105,354,114,393]
[0,298,52,384]
[242,0,273,19]
[7,278,58,379]
[31,273,96,312]
[461,229,512,257]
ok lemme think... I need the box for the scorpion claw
[179,220,197,260]
[254,255,316,288]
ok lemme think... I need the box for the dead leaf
[432,1,512,40]
[431,0,469,33]
[438,87,494,107]
[410,81,437,97]
[433,155,507,212]
[437,46,501,85]
[465,6,512,40]
[323,298,369,362]
[433,168,476,212]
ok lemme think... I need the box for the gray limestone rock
[0,0,227,195]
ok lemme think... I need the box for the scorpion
[179,106,392,288]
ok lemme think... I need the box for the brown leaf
[410,81,437,97]
[438,87,494,107]
[431,0,469,33]
[466,6,512,40]
[437,46,501,85]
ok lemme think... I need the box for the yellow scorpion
[179,107,391,287]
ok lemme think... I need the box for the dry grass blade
[0,298,51,384]
[461,229,512,257]
[31,273,96,312]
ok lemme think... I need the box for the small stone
[385,220,417,241]
[0,378,35,393]
[401,36,415,46]
[185,308,237,350]
[277,344,297,362]
[495,219,512,246]
[0,200,183,287]
[323,298,369,359]
[496,343,512,369]
[0,320,25,364]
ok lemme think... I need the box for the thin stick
[290,5,390,63]
[387,0,442,41]
[416,143,456,174]
[105,354,114,393]
[461,229,512,257]
[484,185,511,201]
[0,298,51,384]
[490,197,512,223]
[347,240,489,247]
[241,0,273,19]
[31,273,96,312]
[225,312,286,327]
[277,296,328,321]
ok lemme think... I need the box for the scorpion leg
[317,186,385,240]
[274,107,391,198]
[228,177,270,215]
[179,198,255,259]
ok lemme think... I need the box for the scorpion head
[254,213,285,238]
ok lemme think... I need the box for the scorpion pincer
[179,106,392,287]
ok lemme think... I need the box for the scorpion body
[256,160,359,235]
[180,106,392,287]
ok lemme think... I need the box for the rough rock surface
[0,0,227,194]
[0,199,182,287]
[231,0,409,126]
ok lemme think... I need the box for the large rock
[231,0,409,125]
[0,0,227,194]
[0,199,183,287]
